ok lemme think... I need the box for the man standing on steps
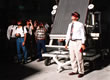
[65,12,86,78]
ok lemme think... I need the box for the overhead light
[53,5,58,10]
[88,4,94,10]
[51,9,56,15]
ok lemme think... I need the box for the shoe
[17,60,22,64]
[68,72,77,75]
[37,59,43,62]
[78,74,84,78]
[23,61,27,64]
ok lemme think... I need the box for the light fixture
[51,9,56,15]
[88,4,94,10]
[53,5,58,10]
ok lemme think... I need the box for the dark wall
[7,0,52,22]
[0,0,56,28]
[0,0,7,52]
[93,0,110,48]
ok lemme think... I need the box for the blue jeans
[37,40,46,59]
[16,38,27,62]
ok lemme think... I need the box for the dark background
[93,0,110,49]
[0,0,56,26]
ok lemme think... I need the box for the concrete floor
[1,55,110,80]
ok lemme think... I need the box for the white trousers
[69,40,84,74]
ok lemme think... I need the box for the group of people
[7,11,86,78]
[7,19,50,64]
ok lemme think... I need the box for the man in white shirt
[15,20,28,64]
[65,12,86,78]
[7,25,17,40]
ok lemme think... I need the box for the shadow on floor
[0,55,40,80]
[84,54,110,75]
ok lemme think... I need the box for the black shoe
[23,60,27,64]
[17,60,22,64]
[68,72,77,75]
[37,59,42,62]
[37,58,44,62]
[78,74,84,78]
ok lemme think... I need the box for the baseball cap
[71,12,80,19]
